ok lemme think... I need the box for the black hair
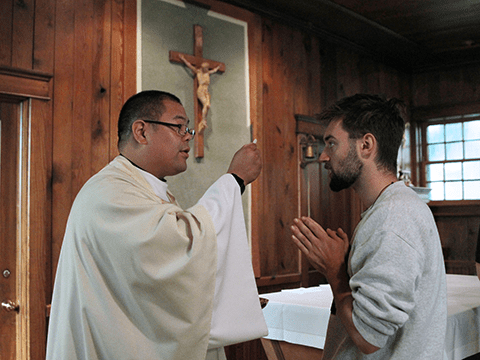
[117,90,182,150]
[318,94,406,174]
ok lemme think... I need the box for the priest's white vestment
[46,156,268,360]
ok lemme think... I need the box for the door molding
[1,66,53,360]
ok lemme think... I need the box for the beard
[328,144,363,192]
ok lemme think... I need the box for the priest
[46,90,268,360]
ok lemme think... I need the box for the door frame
[0,66,53,360]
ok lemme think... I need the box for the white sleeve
[196,174,268,348]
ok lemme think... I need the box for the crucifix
[169,25,226,158]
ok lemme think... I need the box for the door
[0,99,22,359]
[0,95,50,360]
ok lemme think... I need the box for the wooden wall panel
[0,0,55,71]
[256,18,411,293]
[12,0,35,69]
[258,19,324,287]
[437,215,479,275]
[50,0,136,281]
[28,98,53,360]
[0,1,13,66]
[33,0,55,72]
[411,65,480,276]
[11,0,480,358]
[51,0,75,274]
[260,19,298,280]
[91,0,113,171]
[412,63,480,107]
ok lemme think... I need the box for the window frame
[412,102,480,206]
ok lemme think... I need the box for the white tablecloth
[261,274,480,360]
[445,274,480,360]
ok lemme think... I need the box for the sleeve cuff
[230,173,245,194]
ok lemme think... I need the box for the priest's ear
[131,120,149,145]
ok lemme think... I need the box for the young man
[291,94,447,359]
[46,90,267,360]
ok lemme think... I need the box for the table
[260,274,480,360]
[445,274,480,360]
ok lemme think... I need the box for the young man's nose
[318,150,329,163]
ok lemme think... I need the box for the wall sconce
[300,134,322,168]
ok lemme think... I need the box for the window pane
[428,144,445,161]
[427,124,444,143]
[464,161,480,180]
[445,181,462,200]
[426,163,444,181]
[428,182,444,201]
[445,162,462,180]
[464,120,480,140]
[465,140,480,159]
[446,141,463,160]
[464,181,480,200]
[446,123,462,142]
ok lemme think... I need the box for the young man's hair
[318,93,406,174]
[117,90,182,150]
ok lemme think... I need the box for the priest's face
[319,119,363,192]
[146,100,193,178]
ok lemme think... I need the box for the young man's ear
[131,120,148,145]
[359,133,376,157]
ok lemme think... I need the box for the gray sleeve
[349,230,422,348]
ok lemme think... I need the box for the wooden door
[0,93,52,360]
[0,99,22,359]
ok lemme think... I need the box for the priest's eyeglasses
[143,120,195,138]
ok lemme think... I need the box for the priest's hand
[227,142,262,185]
[290,217,349,280]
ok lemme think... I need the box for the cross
[169,25,226,158]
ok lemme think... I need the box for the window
[422,113,480,201]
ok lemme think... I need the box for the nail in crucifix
[169,25,226,158]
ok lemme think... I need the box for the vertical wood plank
[28,98,53,360]
[12,0,34,69]
[0,0,14,66]
[110,0,137,160]
[307,36,322,115]
[72,0,94,195]
[260,18,276,277]
[261,20,300,278]
[33,0,55,73]
[91,0,112,173]
[122,0,137,102]
[247,13,264,277]
[51,0,75,281]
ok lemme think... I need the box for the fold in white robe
[46,156,267,360]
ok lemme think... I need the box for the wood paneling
[7,0,480,358]
[412,63,480,107]
[50,0,136,282]
[260,19,305,280]
[27,97,53,359]
[1,0,135,358]
[255,19,410,293]
[0,0,55,72]
[411,65,480,276]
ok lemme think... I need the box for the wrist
[230,173,245,194]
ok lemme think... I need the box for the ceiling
[217,0,480,72]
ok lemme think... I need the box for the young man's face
[320,119,363,192]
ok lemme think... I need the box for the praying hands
[290,217,349,281]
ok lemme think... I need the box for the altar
[260,274,480,360]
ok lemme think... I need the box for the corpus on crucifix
[169,25,225,158]
[180,54,221,133]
